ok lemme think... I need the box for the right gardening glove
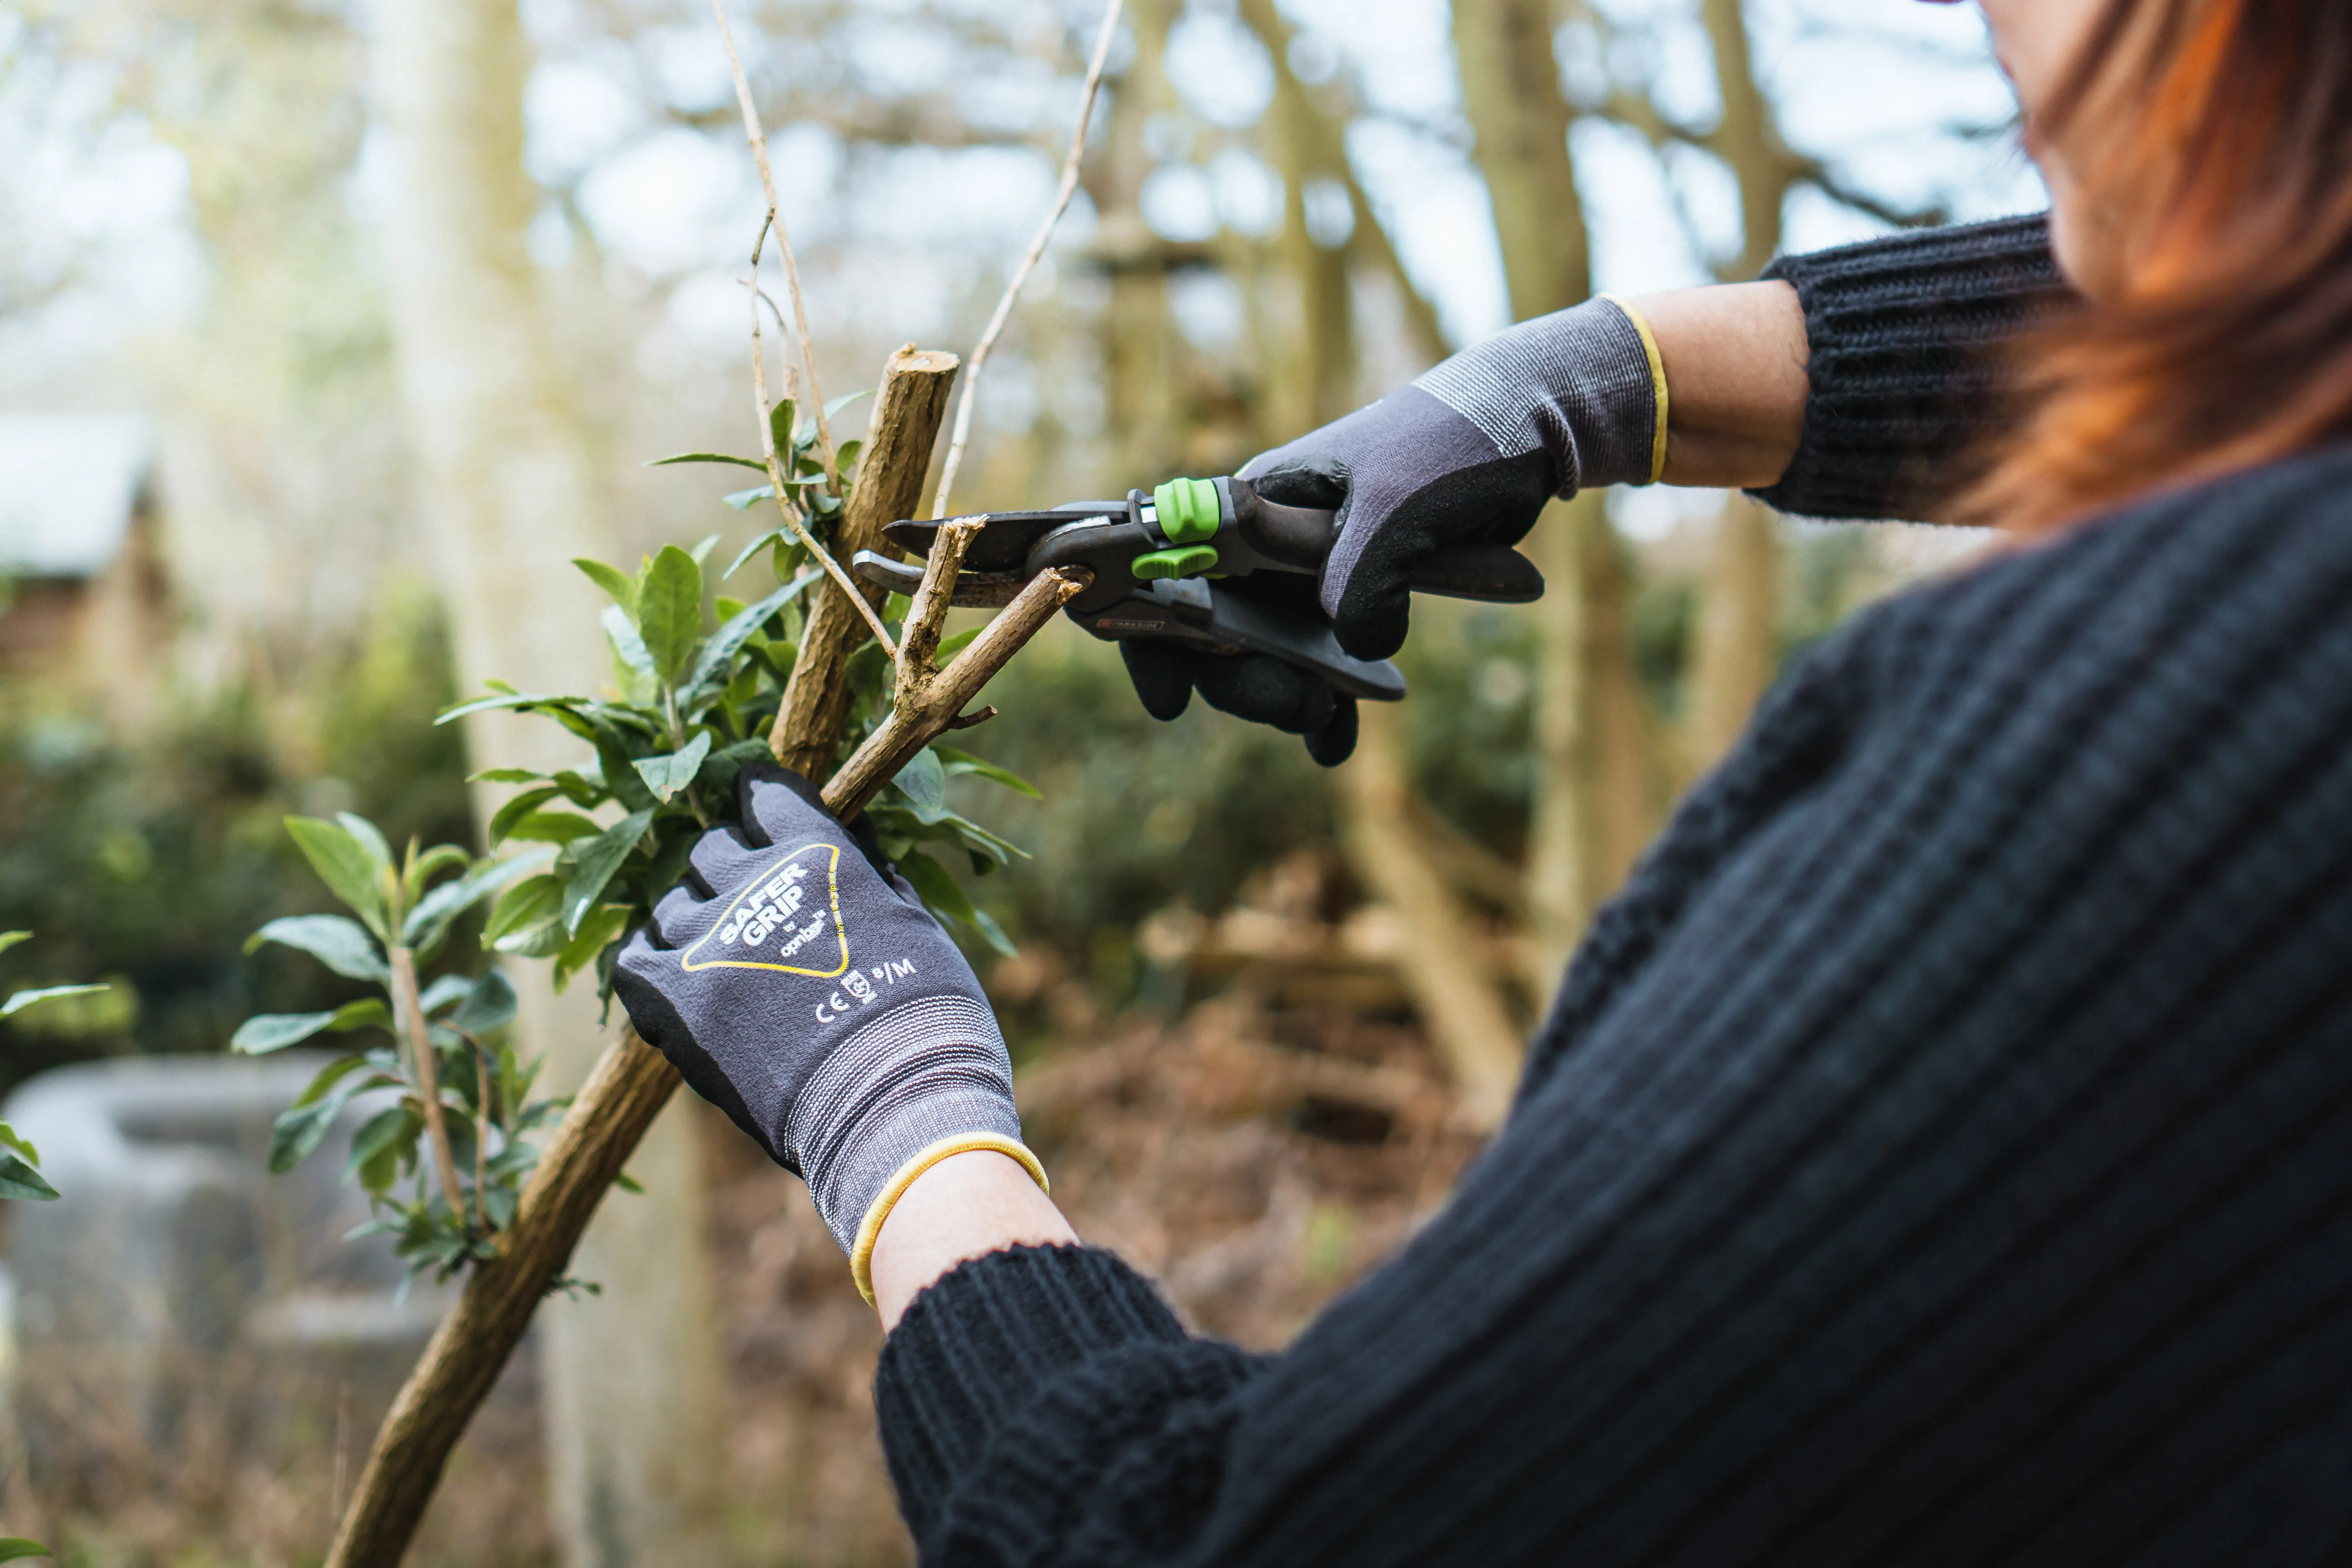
[1123,294,1668,761]
[612,764,1043,1305]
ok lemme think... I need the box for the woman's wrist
[1624,279,1810,489]
[869,1148,1079,1330]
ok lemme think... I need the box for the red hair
[1968,0,2352,534]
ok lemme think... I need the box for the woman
[615,0,2352,1560]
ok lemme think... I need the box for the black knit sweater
[874,216,2352,1565]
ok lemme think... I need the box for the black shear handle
[1227,478,1546,604]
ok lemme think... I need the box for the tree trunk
[370,4,731,1563]
[1680,492,1778,781]
[1451,0,1662,1002]
[1675,0,1791,777]
[1338,704,1521,1130]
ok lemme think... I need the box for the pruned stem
[930,0,1125,519]
[388,947,468,1221]
[710,0,840,492]
[824,564,1092,820]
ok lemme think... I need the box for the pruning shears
[851,475,1544,702]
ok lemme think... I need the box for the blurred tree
[369,1,730,1562]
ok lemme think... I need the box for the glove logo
[678,842,851,978]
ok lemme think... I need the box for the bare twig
[930,0,1125,518]
[711,0,841,491]
[388,947,467,1218]
[742,215,899,659]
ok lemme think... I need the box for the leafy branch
[236,819,553,1281]
[0,930,110,1203]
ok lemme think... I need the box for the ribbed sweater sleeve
[1751,212,2073,521]
[875,447,2352,1566]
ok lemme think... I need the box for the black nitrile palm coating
[1118,641,1357,766]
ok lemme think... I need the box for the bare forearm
[871,1149,1079,1330]
[1628,279,1810,490]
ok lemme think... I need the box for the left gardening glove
[612,763,1042,1301]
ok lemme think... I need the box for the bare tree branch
[930,0,1125,519]
[710,0,842,492]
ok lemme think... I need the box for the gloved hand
[1123,295,1665,762]
[1120,573,1360,767]
[613,764,1042,1301]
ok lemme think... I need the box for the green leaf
[966,904,1018,958]
[0,1153,53,1203]
[724,485,775,512]
[338,813,395,871]
[563,810,654,935]
[554,905,632,993]
[284,817,393,940]
[231,1010,341,1054]
[681,569,822,705]
[330,997,392,1033]
[699,737,776,799]
[632,732,712,803]
[245,914,389,984]
[931,627,981,666]
[485,875,563,947]
[0,1539,52,1561]
[635,545,705,684]
[418,974,474,1014]
[403,843,471,912]
[575,557,637,619]
[1,984,108,1020]
[823,388,872,423]
[0,1122,37,1165]
[437,689,577,726]
[722,528,788,580]
[892,748,947,819]
[486,785,563,846]
[0,931,31,958]
[501,811,606,846]
[269,1074,377,1173]
[934,746,1044,799]
[404,849,555,953]
[894,851,1015,956]
[468,767,546,784]
[648,451,769,472]
[688,533,721,567]
[346,1105,422,1187]
[604,604,655,682]
[768,398,796,460]
[292,1052,380,1109]
[449,969,519,1036]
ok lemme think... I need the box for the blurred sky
[0,0,2043,422]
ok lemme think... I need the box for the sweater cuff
[1751,212,2073,522]
[875,1244,1191,1534]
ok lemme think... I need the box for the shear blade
[882,508,1117,575]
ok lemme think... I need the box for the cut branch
[824,564,1091,820]
[773,344,961,778]
[929,0,1124,519]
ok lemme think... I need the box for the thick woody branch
[896,516,985,681]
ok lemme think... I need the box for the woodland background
[0,0,2034,1563]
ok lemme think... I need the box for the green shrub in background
[0,595,471,1098]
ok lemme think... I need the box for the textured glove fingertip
[1305,695,1359,768]
[1121,640,1196,722]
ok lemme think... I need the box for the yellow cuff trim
[1600,294,1670,485]
[848,1133,1050,1306]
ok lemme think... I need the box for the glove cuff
[847,1131,1048,1305]
[782,994,1042,1289]
[1412,294,1664,494]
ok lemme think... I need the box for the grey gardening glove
[613,764,1041,1299]
[1120,296,1662,761]
[1251,294,1664,659]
